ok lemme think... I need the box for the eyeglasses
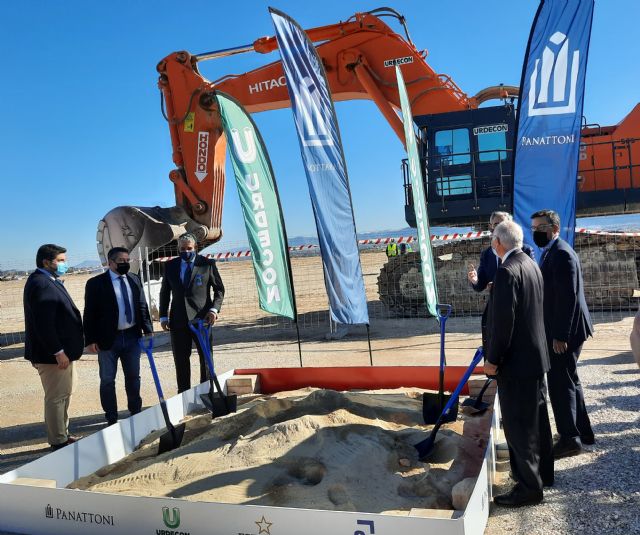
[530,224,553,232]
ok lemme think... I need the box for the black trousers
[169,326,211,393]
[547,341,594,441]
[497,375,554,494]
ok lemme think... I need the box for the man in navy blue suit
[468,211,536,292]
[531,209,595,458]
[84,247,153,426]
[23,244,84,450]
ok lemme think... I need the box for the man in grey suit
[159,233,225,393]
[485,221,554,507]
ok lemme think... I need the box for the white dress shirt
[109,270,135,330]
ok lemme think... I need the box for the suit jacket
[472,244,536,292]
[485,250,550,378]
[23,270,84,364]
[83,270,153,350]
[159,255,224,328]
[540,238,593,346]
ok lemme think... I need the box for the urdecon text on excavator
[97,7,639,289]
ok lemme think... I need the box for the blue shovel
[422,304,458,424]
[189,320,237,418]
[415,347,485,460]
[139,336,186,455]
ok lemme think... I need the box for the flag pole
[366,324,373,366]
[295,318,303,367]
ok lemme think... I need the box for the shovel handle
[474,377,495,406]
[437,304,452,320]
[189,320,216,376]
[439,347,484,421]
[139,337,166,403]
[437,304,451,369]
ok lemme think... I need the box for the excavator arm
[97,7,517,268]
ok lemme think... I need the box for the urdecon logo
[528,31,580,116]
[229,126,283,305]
[195,131,209,182]
[156,506,190,535]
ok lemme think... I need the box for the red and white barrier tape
[152,228,639,262]
[575,227,640,237]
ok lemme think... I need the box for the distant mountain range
[72,259,103,269]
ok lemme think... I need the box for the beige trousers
[35,362,77,446]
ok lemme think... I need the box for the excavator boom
[97,7,517,267]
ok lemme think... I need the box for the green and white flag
[216,92,296,319]
[395,66,439,317]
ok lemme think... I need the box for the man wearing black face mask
[83,247,153,426]
[159,233,225,393]
[530,209,594,459]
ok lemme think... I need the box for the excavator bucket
[97,205,221,273]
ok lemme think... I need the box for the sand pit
[69,388,492,514]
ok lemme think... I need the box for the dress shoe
[50,436,79,451]
[494,488,543,507]
[581,434,595,446]
[553,438,582,459]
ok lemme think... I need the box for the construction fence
[1,230,638,349]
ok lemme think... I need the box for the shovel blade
[158,423,186,455]
[422,393,458,425]
[200,392,238,418]
[469,400,490,415]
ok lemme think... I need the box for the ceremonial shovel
[461,377,495,416]
[139,337,186,454]
[422,304,458,424]
[415,347,484,460]
[189,320,237,418]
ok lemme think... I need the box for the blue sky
[1,1,638,268]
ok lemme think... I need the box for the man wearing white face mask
[23,244,84,450]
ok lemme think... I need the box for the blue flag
[270,8,369,325]
[513,0,594,248]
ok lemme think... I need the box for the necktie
[183,262,193,288]
[540,249,549,266]
[119,276,133,324]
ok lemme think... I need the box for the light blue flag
[269,7,369,325]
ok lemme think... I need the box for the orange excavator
[97,7,639,268]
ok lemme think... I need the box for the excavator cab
[404,103,516,227]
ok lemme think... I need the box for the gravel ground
[0,315,638,534]
[486,319,640,534]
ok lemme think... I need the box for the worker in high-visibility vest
[385,239,398,257]
[399,243,413,254]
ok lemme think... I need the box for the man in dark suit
[484,221,553,507]
[159,233,225,393]
[84,247,153,425]
[23,244,84,450]
[531,209,595,458]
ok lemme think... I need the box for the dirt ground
[0,313,637,534]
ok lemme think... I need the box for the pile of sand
[70,388,490,513]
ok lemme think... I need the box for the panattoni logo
[255,516,273,535]
[528,31,580,116]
